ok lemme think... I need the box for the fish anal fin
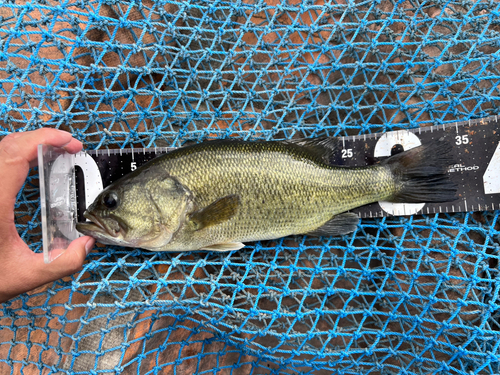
[307,212,359,237]
[189,194,240,231]
[201,242,245,252]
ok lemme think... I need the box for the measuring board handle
[39,116,500,262]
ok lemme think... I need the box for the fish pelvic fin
[201,242,245,252]
[383,139,457,203]
[188,194,240,231]
[307,212,359,237]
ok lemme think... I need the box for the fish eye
[102,192,119,209]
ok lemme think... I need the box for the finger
[0,128,81,214]
[61,137,83,154]
[28,137,83,168]
[1,128,73,163]
[32,236,95,286]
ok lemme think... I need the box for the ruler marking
[74,117,499,218]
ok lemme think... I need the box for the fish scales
[143,141,393,250]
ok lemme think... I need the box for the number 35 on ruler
[455,135,469,145]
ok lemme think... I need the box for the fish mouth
[76,212,120,238]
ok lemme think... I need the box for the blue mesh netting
[1,0,500,374]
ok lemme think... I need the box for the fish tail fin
[382,140,457,203]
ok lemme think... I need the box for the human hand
[0,128,95,303]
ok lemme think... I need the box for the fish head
[76,167,194,250]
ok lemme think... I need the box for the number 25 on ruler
[341,149,353,158]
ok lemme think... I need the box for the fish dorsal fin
[201,242,245,252]
[285,136,341,164]
[189,194,240,231]
[307,212,359,237]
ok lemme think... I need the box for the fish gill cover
[1,0,500,374]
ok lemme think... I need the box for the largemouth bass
[76,138,456,251]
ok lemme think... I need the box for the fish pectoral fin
[188,194,240,231]
[201,242,245,252]
[307,212,359,237]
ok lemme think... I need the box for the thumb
[41,236,95,282]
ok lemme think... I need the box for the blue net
[1,0,500,374]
